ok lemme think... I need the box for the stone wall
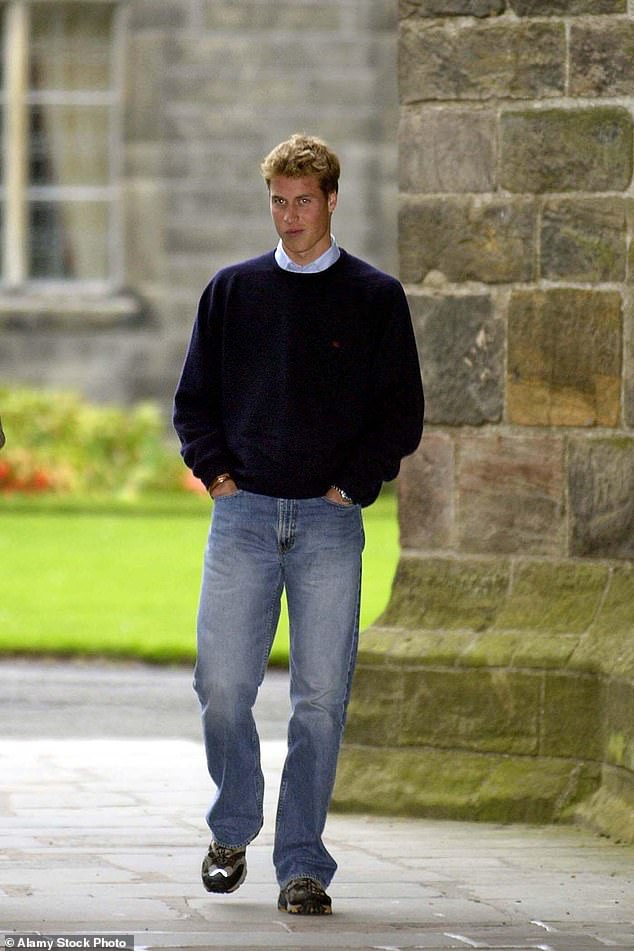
[335,0,634,842]
[0,0,399,408]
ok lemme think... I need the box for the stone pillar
[334,0,634,842]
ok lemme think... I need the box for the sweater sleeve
[172,280,233,488]
[335,281,424,507]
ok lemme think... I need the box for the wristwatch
[331,485,353,504]
[209,472,232,494]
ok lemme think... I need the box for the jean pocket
[320,495,356,510]
[213,489,242,501]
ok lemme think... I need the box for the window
[1,1,123,290]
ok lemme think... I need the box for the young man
[173,134,424,915]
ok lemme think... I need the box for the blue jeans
[193,489,364,889]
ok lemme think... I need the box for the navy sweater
[173,249,424,507]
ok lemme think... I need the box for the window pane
[29,200,109,280]
[0,9,4,91]
[30,3,114,92]
[23,4,117,285]
[0,3,5,185]
[0,106,4,184]
[29,105,110,186]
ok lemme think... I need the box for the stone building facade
[0,0,398,407]
[335,0,634,842]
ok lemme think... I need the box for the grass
[0,489,399,665]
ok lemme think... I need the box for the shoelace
[211,843,242,865]
[292,877,324,896]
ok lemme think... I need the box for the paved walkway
[1,659,633,950]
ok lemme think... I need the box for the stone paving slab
[0,659,289,741]
[2,735,634,951]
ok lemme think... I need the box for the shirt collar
[274,236,340,274]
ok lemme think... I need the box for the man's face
[269,175,337,266]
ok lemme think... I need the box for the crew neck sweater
[173,249,424,507]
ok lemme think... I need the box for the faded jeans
[193,489,364,889]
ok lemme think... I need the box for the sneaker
[277,877,332,915]
[201,840,247,894]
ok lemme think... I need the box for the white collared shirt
[274,236,340,274]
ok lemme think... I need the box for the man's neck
[275,237,340,273]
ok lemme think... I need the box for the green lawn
[0,490,399,665]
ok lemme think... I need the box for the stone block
[130,1,190,29]
[164,105,380,149]
[458,631,522,668]
[400,668,541,755]
[124,35,168,142]
[170,34,369,73]
[358,624,587,671]
[398,433,454,549]
[569,438,634,559]
[166,223,228,255]
[380,556,510,631]
[629,201,634,286]
[496,561,608,634]
[124,143,166,180]
[408,295,504,425]
[509,0,624,12]
[334,746,601,822]
[570,22,634,97]
[605,680,634,773]
[399,107,496,193]
[334,746,502,818]
[162,139,190,179]
[358,1,401,31]
[576,778,634,846]
[541,674,603,760]
[399,0,505,18]
[168,255,233,297]
[170,182,258,219]
[357,626,477,666]
[507,290,622,428]
[500,108,633,193]
[123,182,167,287]
[572,567,634,678]
[605,680,634,771]
[595,567,634,641]
[399,198,536,284]
[464,631,581,670]
[625,300,634,429]
[540,198,627,283]
[0,327,153,405]
[456,434,566,556]
[203,0,342,30]
[343,665,404,746]
[400,20,564,103]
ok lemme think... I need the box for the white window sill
[0,293,146,329]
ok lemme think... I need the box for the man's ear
[328,191,338,213]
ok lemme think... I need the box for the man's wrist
[209,472,232,494]
[331,485,354,504]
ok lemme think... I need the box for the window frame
[0,0,126,293]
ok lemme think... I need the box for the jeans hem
[278,872,329,891]
[208,837,253,850]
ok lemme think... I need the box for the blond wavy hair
[260,134,340,196]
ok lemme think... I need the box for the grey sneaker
[278,877,332,915]
[201,840,247,894]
